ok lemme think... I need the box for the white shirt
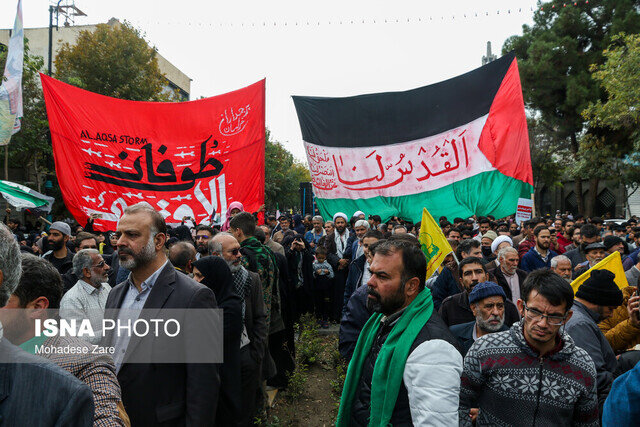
[361,260,371,287]
[59,279,112,345]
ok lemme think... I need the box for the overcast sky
[1,0,538,161]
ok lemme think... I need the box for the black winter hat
[603,235,623,251]
[576,269,623,307]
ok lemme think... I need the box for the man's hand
[5,208,10,214]
[258,204,266,213]
[338,258,349,270]
[627,292,640,327]
[470,408,479,423]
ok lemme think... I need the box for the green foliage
[265,128,310,210]
[527,116,571,189]
[584,33,640,149]
[0,39,53,189]
[503,1,640,214]
[285,363,308,402]
[503,1,640,143]
[54,21,176,101]
[295,313,323,365]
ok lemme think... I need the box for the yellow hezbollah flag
[419,207,454,278]
[570,251,628,294]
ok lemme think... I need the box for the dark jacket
[490,267,528,302]
[43,249,75,276]
[565,300,618,411]
[339,284,371,361]
[565,246,588,267]
[322,231,355,261]
[431,266,463,310]
[520,247,558,272]
[245,270,268,367]
[104,261,220,426]
[343,255,366,314]
[0,338,94,426]
[439,291,520,327]
[350,310,461,426]
[449,320,509,356]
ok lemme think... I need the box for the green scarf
[336,288,434,426]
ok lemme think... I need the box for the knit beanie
[469,281,506,304]
[575,270,623,307]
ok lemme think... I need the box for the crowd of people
[1,203,640,425]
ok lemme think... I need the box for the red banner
[41,74,265,231]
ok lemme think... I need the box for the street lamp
[47,1,86,76]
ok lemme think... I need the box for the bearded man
[104,202,219,426]
[449,281,509,356]
[210,232,267,426]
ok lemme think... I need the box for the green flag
[0,180,54,212]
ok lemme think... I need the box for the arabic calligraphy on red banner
[305,115,492,199]
[41,74,265,231]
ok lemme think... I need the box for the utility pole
[48,1,61,76]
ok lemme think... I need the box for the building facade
[0,18,191,100]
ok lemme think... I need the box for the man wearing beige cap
[43,221,74,275]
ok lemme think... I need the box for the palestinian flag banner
[292,52,533,223]
[0,180,54,212]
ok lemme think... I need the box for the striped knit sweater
[459,322,599,426]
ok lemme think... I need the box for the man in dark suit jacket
[490,246,528,302]
[105,203,220,426]
[449,282,511,355]
[439,257,520,327]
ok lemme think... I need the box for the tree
[264,128,310,210]
[55,21,176,101]
[503,0,640,215]
[583,33,640,215]
[527,116,571,213]
[0,39,52,192]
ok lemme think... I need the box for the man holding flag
[336,238,462,426]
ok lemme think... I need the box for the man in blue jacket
[520,226,557,272]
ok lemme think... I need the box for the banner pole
[4,146,8,180]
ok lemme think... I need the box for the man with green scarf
[337,238,463,426]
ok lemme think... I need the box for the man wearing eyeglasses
[209,232,268,426]
[60,248,112,345]
[565,269,623,412]
[459,269,599,426]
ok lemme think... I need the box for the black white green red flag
[292,52,533,223]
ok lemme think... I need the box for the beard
[196,243,208,255]
[49,238,65,251]
[476,313,505,332]
[537,241,550,250]
[366,283,406,316]
[226,258,242,274]
[119,235,156,270]
[90,273,107,286]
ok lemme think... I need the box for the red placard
[41,74,265,231]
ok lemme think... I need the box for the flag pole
[4,146,8,180]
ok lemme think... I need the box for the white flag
[0,0,24,146]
